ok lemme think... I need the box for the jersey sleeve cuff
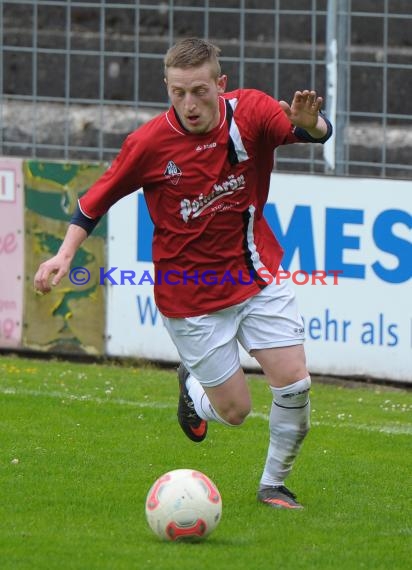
[293,112,333,144]
[70,201,101,235]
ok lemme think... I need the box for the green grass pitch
[0,355,411,570]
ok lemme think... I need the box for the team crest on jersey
[164,160,182,186]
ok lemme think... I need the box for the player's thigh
[252,344,308,388]
[237,278,305,350]
[237,279,308,386]
[161,309,242,387]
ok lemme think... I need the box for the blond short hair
[164,37,222,78]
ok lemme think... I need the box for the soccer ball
[145,469,222,541]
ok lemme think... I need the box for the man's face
[165,63,227,134]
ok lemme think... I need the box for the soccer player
[34,38,332,509]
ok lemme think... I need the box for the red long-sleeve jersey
[79,88,331,317]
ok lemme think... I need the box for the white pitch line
[310,420,412,436]
[1,386,412,436]
[248,411,412,435]
[0,387,174,409]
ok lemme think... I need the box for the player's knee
[273,376,311,408]
[226,410,248,426]
[219,402,251,426]
[271,376,311,436]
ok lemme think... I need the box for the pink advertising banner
[0,158,24,347]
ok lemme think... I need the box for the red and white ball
[145,469,222,541]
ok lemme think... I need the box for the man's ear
[217,74,227,94]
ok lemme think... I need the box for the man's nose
[184,93,196,109]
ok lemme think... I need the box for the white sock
[186,374,232,426]
[260,377,311,488]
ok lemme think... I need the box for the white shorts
[161,279,305,388]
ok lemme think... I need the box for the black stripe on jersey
[242,209,267,290]
[225,100,239,166]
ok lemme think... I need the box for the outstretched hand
[279,90,323,130]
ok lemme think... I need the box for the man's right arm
[34,131,146,295]
[33,223,88,294]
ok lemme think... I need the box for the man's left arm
[279,90,333,144]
